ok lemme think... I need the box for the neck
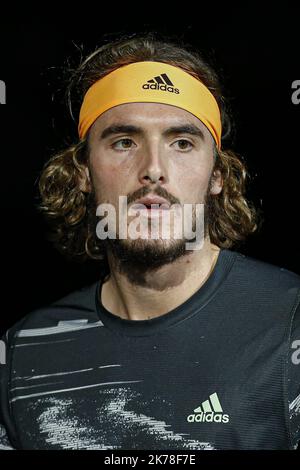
[100,238,221,321]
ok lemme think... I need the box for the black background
[0,4,299,335]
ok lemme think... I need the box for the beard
[87,180,214,286]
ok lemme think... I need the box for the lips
[134,195,171,209]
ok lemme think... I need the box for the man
[0,34,299,450]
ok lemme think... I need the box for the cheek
[182,178,209,203]
[173,163,212,202]
[89,159,129,202]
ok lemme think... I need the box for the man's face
[86,102,222,273]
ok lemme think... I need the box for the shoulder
[229,249,300,295]
[3,280,101,345]
[220,249,300,327]
[0,279,102,449]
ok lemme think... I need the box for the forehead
[90,102,211,136]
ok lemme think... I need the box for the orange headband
[78,61,222,149]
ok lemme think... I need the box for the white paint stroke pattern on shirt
[30,387,215,450]
[289,393,300,418]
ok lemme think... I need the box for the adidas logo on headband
[142,73,180,94]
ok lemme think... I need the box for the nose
[137,141,168,185]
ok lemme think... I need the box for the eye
[112,138,136,150]
[173,139,193,151]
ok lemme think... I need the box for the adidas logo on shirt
[187,392,230,424]
[142,73,180,94]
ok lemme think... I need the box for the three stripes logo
[187,392,230,423]
[142,73,180,94]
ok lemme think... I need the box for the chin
[106,236,189,268]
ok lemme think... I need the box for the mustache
[127,185,180,207]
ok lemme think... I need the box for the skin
[81,102,223,321]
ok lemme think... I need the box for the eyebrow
[100,123,205,141]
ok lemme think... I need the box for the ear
[78,166,92,193]
[210,169,223,195]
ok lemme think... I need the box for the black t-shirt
[1,248,300,450]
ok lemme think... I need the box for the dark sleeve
[0,331,18,449]
[287,294,300,450]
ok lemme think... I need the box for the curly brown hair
[37,33,259,263]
